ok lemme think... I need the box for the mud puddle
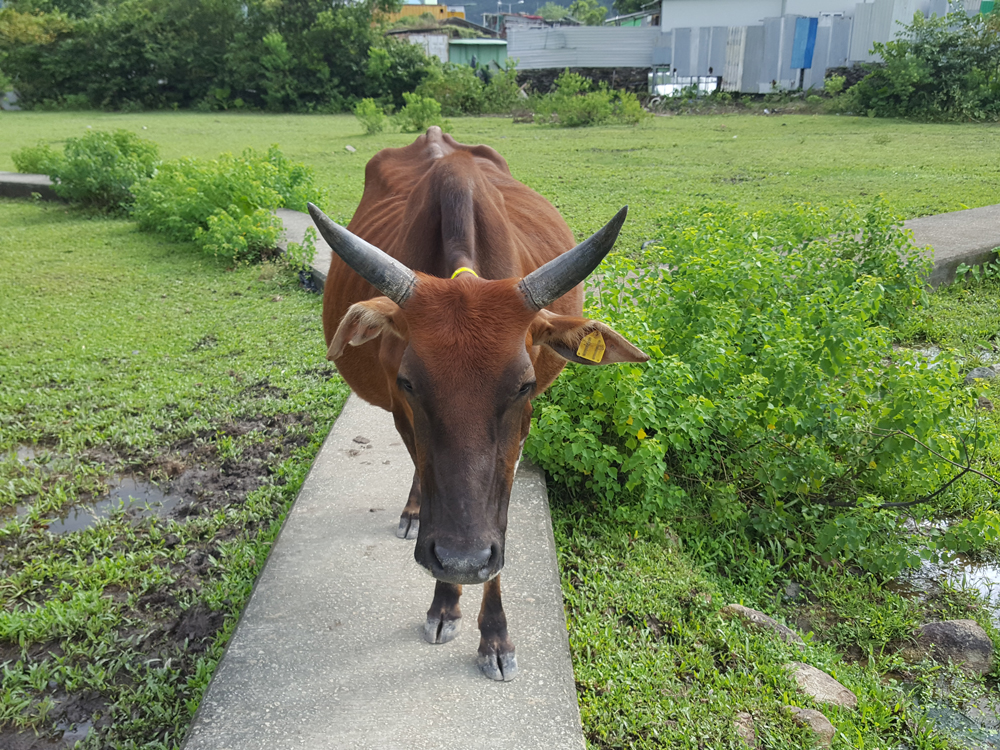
[46,476,184,534]
[7,474,183,534]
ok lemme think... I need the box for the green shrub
[535,69,649,127]
[525,200,997,577]
[395,91,448,132]
[132,145,322,263]
[11,143,61,175]
[17,129,160,213]
[482,65,522,114]
[415,62,484,116]
[824,74,846,96]
[851,10,1000,121]
[354,97,388,134]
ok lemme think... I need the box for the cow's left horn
[517,206,627,311]
[308,203,417,307]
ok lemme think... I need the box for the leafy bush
[13,129,160,212]
[415,62,484,116]
[534,69,650,127]
[526,200,998,576]
[132,145,322,263]
[851,9,1000,121]
[395,91,448,132]
[0,0,432,112]
[481,64,522,114]
[11,143,61,174]
[354,97,388,134]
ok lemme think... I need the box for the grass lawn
[0,199,347,749]
[1,112,999,749]
[1,110,999,255]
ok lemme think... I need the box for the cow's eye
[397,377,413,393]
[518,381,536,397]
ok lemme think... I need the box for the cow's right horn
[517,206,627,311]
[308,203,417,307]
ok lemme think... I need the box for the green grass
[2,112,1000,748]
[2,111,999,255]
[0,200,348,748]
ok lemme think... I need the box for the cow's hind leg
[396,471,421,540]
[477,576,517,681]
[425,581,462,643]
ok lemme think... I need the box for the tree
[569,0,606,25]
[537,2,569,21]
[851,9,1000,121]
[610,0,653,16]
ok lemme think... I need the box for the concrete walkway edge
[181,395,586,750]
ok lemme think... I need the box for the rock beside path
[721,604,804,645]
[902,620,994,676]
[787,662,858,709]
[785,706,836,748]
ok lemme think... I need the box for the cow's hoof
[477,650,517,681]
[424,614,461,644]
[396,516,419,540]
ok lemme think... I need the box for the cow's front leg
[425,580,462,643]
[396,471,421,539]
[477,576,517,681]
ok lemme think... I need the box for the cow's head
[309,203,647,585]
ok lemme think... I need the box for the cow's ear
[328,296,407,360]
[530,311,648,365]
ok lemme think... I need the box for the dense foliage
[0,0,430,112]
[13,129,159,212]
[533,69,649,126]
[415,62,521,116]
[851,9,1000,121]
[132,146,322,263]
[527,201,999,577]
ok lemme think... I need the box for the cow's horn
[308,203,417,307]
[517,206,628,311]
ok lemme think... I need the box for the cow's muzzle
[420,542,502,585]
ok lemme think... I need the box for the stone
[787,662,858,709]
[733,711,756,748]
[785,706,836,748]
[902,620,994,676]
[344,144,356,153]
[721,604,804,645]
[966,366,999,385]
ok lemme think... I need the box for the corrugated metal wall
[510,0,987,89]
[508,27,662,69]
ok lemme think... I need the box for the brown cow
[311,127,647,681]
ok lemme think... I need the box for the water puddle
[6,476,183,534]
[889,555,1000,607]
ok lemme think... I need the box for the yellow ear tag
[576,330,606,363]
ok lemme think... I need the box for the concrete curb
[182,395,585,750]
[906,204,1000,287]
[0,172,61,202]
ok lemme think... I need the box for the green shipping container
[449,39,508,67]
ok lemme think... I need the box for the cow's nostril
[432,544,493,571]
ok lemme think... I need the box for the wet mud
[0,410,315,748]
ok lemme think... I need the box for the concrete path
[0,171,60,201]
[906,204,1000,287]
[182,395,585,750]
